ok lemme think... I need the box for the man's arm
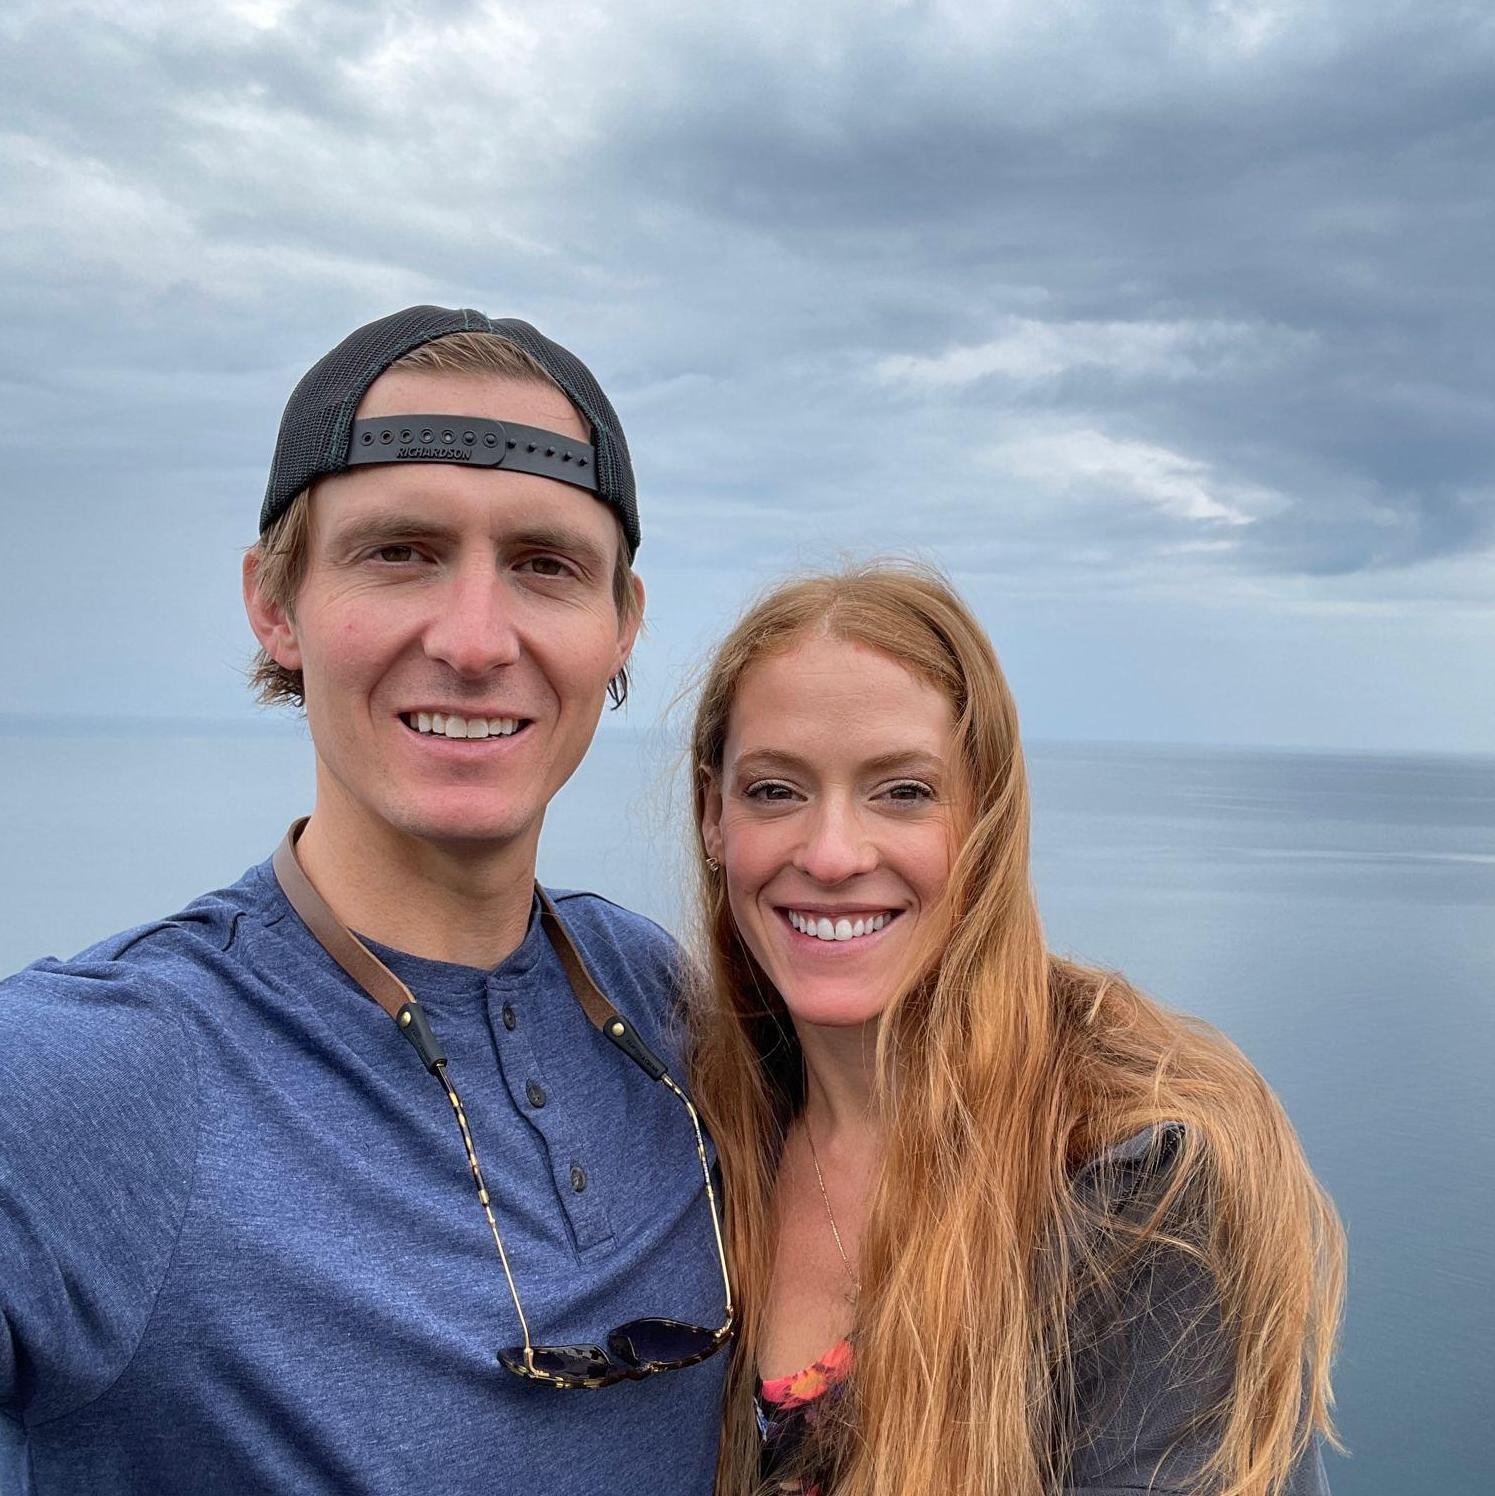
[0,956,200,1428]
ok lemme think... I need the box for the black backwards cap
[260,305,640,557]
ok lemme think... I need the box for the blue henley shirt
[0,854,727,1494]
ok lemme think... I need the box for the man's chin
[386,799,541,854]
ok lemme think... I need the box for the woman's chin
[778,984,891,1031]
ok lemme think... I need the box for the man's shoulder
[0,860,286,1187]
[0,872,278,1429]
[1,858,277,1019]
[544,887,682,966]
[543,888,690,1034]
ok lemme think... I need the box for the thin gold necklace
[805,1120,862,1299]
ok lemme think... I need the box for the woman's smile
[779,907,900,943]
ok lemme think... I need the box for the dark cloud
[575,3,1495,578]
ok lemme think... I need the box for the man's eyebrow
[505,525,611,575]
[325,511,462,553]
[322,514,612,575]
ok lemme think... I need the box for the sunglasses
[442,1058,735,1389]
[273,822,734,1391]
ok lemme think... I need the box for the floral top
[754,1337,854,1494]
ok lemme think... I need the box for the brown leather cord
[272,818,635,1049]
[273,820,416,1023]
[269,820,731,1384]
[535,896,617,1032]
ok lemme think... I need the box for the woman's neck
[796,1017,886,1148]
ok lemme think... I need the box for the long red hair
[686,561,1343,1495]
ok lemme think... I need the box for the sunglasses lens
[608,1317,721,1368]
[497,1342,616,1383]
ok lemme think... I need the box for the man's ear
[614,569,645,675]
[700,769,724,866]
[242,549,302,671]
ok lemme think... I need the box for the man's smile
[398,710,533,743]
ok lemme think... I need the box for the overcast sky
[3,0,1492,752]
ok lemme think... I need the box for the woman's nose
[794,801,878,885]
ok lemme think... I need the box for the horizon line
[1,711,1490,763]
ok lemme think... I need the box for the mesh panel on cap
[259,305,639,556]
[482,317,637,554]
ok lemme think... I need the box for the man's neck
[292,797,541,971]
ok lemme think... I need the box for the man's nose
[794,799,878,886]
[422,565,523,678]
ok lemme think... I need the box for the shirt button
[501,1005,517,1031]
[526,1080,547,1108]
[570,1164,587,1193]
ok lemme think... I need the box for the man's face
[255,368,640,856]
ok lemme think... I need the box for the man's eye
[370,544,418,564]
[522,556,575,579]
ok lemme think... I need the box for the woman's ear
[700,770,725,866]
[242,549,302,671]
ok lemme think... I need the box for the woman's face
[702,635,964,1030]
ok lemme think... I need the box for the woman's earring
[706,856,720,873]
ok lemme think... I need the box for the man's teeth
[786,911,892,942]
[411,712,521,739]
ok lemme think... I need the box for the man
[0,307,731,1494]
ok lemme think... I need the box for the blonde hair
[687,561,1343,1496]
[247,331,641,709]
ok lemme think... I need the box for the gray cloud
[1,0,1492,731]
[576,2,1495,578]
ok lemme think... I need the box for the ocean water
[1,722,1490,1495]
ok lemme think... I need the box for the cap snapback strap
[345,414,598,494]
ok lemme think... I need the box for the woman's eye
[744,781,798,803]
[884,781,935,804]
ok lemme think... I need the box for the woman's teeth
[408,712,521,739]
[786,911,892,942]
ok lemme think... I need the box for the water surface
[1,723,1490,1494]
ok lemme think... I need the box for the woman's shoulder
[1063,1124,1333,1495]
[1075,1120,1185,1175]
[1070,1120,1189,1220]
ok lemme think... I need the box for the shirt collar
[255,854,550,1003]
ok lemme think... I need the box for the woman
[688,563,1343,1496]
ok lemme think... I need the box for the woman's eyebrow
[859,751,946,777]
[732,749,945,778]
[733,750,814,778]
